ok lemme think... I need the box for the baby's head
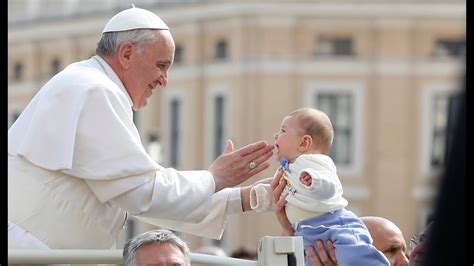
[274,107,334,162]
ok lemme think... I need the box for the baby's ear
[299,135,313,151]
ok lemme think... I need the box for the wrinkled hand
[271,169,294,236]
[209,140,274,192]
[309,240,337,266]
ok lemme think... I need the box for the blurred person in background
[361,216,409,266]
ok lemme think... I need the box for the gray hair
[123,229,190,266]
[96,29,159,57]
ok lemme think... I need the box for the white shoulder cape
[8,56,159,180]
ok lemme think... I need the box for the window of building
[169,99,182,168]
[205,86,230,166]
[433,39,466,58]
[305,82,365,176]
[174,44,183,64]
[421,85,461,177]
[430,92,461,168]
[213,96,226,159]
[317,93,353,165]
[14,62,24,81]
[164,90,185,169]
[215,40,228,60]
[315,37,354,57]
[51,58,61,75]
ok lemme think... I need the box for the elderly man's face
[374,227,409,266]
[125,30,175,111]
[136,242,186,266]
[362,217,409,266]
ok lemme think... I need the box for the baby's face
[273,115,304,163]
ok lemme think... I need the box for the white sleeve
[133,187,243,240]
[87,167,217,223]
[299,168,340,200]
[87,167,243,239]
[85,171,154,204]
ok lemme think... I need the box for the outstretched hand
[209,140,274,192]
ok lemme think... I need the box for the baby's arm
[298,168,340,200]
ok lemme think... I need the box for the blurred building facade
[8,0,465,255]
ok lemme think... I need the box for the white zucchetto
[102,6,169,33]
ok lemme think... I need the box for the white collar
[93,55,134,108]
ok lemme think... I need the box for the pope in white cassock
[8,7,274,249]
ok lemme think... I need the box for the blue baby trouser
[294,208,389,266]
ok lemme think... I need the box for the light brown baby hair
[288,107,334,154]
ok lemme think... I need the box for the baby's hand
[299,172,312,186]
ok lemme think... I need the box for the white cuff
[250,184,273,213]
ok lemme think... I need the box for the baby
[250,107,389,266]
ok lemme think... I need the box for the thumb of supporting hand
[222,139,234,154]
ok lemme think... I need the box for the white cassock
[8,55,242,249]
